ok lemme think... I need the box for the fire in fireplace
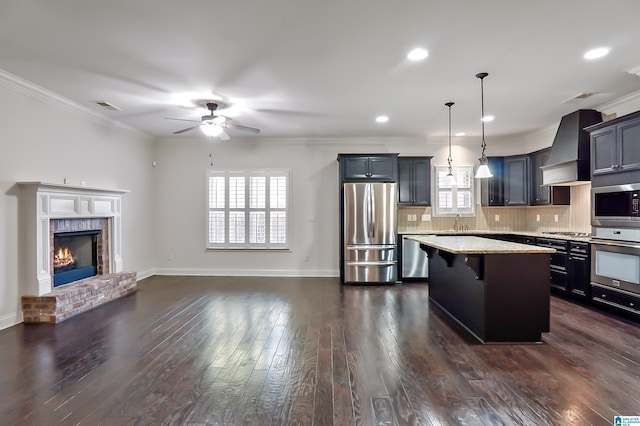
[53,230,100,287]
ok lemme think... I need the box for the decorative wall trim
[597,89,640,117]
[0,68,150,139]
[153,268,339,278]
[0,311,23,331]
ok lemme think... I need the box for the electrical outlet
[494,214,500,222]
[422,214,431,222]
[412,214,417,221]
[536,214,540,222]
[554,214,559,222]
[407,214,413,222]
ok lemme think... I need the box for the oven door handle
[590,239,640,249]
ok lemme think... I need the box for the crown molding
[0,68,151,140]
[596,89,640,116]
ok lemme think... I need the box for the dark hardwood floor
[1,276,639,425]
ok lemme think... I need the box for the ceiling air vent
[562,93,595,104]
[93,100,121,111]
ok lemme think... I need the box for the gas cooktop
[542,231,591,237]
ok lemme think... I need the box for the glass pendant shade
[475,162,493,178]
[445,172,457,186]
[475,72,493,179]
[201,123,223,137]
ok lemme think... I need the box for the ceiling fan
[166,102,261,140]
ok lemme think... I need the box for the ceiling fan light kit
[474,72,493,179]
[168,102,260,139]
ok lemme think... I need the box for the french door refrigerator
[343,182,397,283]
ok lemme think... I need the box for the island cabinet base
[425,247,550,344]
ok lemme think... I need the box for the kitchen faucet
[453,214,468,232]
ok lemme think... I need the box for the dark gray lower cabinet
[567,242,590,299]
[591,284,640,316]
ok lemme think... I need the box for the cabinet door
[368,155,396,180]
[504,155,530,206]
[591,127,617,176]
[481,157,504,206]
[397,158,413,205]
[411,158,431,206]
[530,149,550,205]
[618,117,640,173]
[568,255,589,298]
[341,156,370,180]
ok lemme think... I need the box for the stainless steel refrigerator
[343,182,397,283]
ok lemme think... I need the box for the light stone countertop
[399,229,590,242]
[408,235,556,254]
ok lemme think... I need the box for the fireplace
[18,182,128,296]
[53,231,99,287]
[50,217,110,288]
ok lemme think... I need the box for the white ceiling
[2,1,640,141]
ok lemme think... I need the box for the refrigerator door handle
[369,183,375,239]
[346,245,396,250]
[346,260,397,266]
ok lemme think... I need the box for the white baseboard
[0,311,23,331]
[135,268,156,281]
[152,268,339,278]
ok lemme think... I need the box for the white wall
[0,74,156,330]
[152,135,486,276]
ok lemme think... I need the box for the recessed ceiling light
[584,47,610,60]
[376,116,389,123]
[481,115,494,122]
[455,132,466,136]
[407,48,429,61]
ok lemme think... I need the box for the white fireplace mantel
[18,182,130,296]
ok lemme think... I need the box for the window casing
[432,165,476,216]
[207,169,290,249]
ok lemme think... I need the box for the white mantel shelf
[18,181,130,195]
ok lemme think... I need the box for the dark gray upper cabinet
[530,148,570,206]
[338,154,398,182]
[481,157,504,206]
[589,112,640,186]
[504,155,530,206]
[398,157,432,206]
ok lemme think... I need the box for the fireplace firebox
[53,230,100,287]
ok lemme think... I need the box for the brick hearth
[21,271,137,323]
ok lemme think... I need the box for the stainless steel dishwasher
[402,235,429,280]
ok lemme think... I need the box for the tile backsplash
[398,184,591,233]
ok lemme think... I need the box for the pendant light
[475,72,493,178]
[444,102,457,186]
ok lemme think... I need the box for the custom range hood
[541,109,603,186]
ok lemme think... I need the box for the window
[432,165,475,216]
[207,169,290,249]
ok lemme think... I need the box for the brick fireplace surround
[18,182,135,323]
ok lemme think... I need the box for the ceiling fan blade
[173,125,200,134]
[225,123,261,134]
[165,117,201,123]
[218,130,231,141]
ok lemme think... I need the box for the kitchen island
[409,235,555,344]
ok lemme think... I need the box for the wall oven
[591,223,640,315]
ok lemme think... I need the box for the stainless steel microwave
[592,183,640,227]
